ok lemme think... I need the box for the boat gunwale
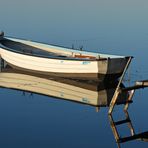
[0,37,133,62]
[0,39,109,62]
[4,36,128,58]
[0,43,132,63]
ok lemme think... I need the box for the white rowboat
[0,32,132,80]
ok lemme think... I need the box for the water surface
[0,0,148,147]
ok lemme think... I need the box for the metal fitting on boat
[0,31,4,40]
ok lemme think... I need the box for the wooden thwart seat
[74,54,96,59]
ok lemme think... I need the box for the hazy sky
[0,0,148,55]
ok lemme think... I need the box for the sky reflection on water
[0,0,148,147]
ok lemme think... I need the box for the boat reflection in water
[0,67,147,147]
[0,67,129,107]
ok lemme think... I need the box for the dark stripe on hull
[7,62,122,81]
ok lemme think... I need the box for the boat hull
[0,37,131,81]
[0,48,129,80]
[7,62,124,81]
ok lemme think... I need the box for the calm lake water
[0,0,148,148]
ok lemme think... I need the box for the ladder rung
[121,85,145,91]
[114,119,131,126]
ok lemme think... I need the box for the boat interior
[0,38,100,60]
[0,36,125,60]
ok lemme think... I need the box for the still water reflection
[0,67,129,107]
[109,110,148,148]
[0,67,147,148]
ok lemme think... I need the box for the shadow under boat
[0,67,130,108]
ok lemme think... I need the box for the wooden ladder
[108,56,148,114]
[109,110,148,148]
[109,79,148,114]
[109,111,135,148]
[108,57,133,114]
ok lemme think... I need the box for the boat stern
[97,56,133,81]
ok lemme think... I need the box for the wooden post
[95,107,100,112]
[0,56,4,72]
[0,56,1,72]
[136,80,148,87]
[108,57,133,114]
[108,114,120,143]
[124,111,135,136]
[124,89,135,111]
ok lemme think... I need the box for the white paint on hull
[0,48,98,73]
[0,37,131,79]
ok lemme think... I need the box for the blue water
[0,0,148,147]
